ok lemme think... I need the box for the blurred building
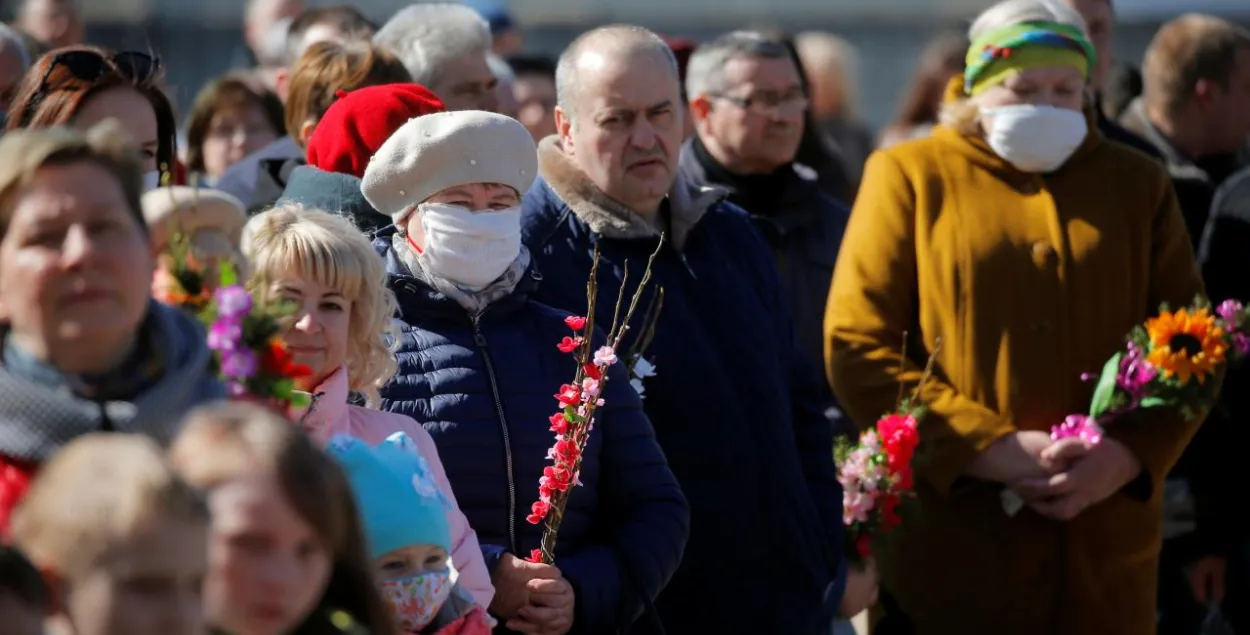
[43,0,1250,131]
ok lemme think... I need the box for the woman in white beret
[362,110,689,635]
[141,186,248,304]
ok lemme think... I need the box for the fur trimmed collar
[536,135,726,249]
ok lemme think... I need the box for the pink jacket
[300,366,495,609]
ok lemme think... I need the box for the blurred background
[14,0,1250,132]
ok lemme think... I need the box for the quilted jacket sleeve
[556,358,690,634]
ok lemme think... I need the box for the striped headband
[963,21,1096,96]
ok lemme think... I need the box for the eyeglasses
[18,51,161,128]
[711,91,809,117]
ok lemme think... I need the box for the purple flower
[221,348,258,379]
[1117,342,1157,402]
[207,319,243,351]
[1235,333,1250,358]
[1051,415,1103,445]
[215,285,253,320]
[226,381,248,397]
[1217,300,1244,323]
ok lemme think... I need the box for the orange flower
[1145,307,1226,384]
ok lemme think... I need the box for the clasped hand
[981,431,1141,520]
[490,553,575,635]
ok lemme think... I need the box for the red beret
[305,83,447,179]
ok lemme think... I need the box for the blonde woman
[825,0,1203,631]
[241,204,494,609]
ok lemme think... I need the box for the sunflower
[1145,308,1227,384]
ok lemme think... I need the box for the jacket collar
[535,135,726,250]
[932,76,1106,179]
[294,365,348,444]
[1119,98,1212,183]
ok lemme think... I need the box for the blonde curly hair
[241,203,398,405]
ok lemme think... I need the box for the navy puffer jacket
[375,230,690,634]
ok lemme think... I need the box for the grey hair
[374,3,492,87]
[555,24,678,122]
[685,30,791,102]
[0,23,31,70]
[940,0,1090,134]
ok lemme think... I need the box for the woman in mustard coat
[825,0,1204,633]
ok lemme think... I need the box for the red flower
[582,363,602,380]
[553,438,580,464]
[879,494,903,529]
[526,548,544,563]
[538,481,554,500]
[894,466,915,491]
[877,414,919,473]
[526,500,551,524]
[855,533,872,559]
[564,316,587,331]
[261,341,313,378]
[556,336,583,354]
[549,412,569,435]
[555,384,581,407]
[544,466,573,491]
[0,456,37,539]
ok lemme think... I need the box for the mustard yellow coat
[825,102,1204,635]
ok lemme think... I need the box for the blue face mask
[381,569,453,631]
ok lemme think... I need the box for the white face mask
[142,169,162,191]
[417,202,522,291]
[981,104,1087,173]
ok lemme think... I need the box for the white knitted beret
[361,110,538,224]
[140,186,247,253]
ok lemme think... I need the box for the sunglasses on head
[17,50,161,128]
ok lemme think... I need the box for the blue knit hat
[461,0,514,35]
[327,433,452,559]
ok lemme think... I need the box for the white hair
[555,25,678,122]
[940,0,1091,133]
[0,23,31,70]
[969,0,1089,41]
[256,16,293,68]
[373,3,492,86]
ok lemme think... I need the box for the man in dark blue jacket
[521,25,877,635]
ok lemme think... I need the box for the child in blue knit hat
[327,433,492,635]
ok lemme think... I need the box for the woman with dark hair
[6,45,175,180]
[878,30,968,148]
[184,73,285,184]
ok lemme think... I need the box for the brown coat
[825,98,1204,634]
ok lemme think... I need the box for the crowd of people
[0,0,1247,634]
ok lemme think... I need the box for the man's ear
[554,106,573,156]
[689,94,714,122]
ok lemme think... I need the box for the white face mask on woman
[417,202,522,291]
[981,104,1087,173]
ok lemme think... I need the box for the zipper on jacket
[470,314,519,555]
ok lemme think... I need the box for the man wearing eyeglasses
[678,31,852,436]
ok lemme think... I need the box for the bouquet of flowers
[1049,298,1247,446]
[835,336,939,561]
[154,230,312,416]
[524,240,665,564]
[1003,297,1248,516]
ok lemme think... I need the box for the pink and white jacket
[298,366,495,609]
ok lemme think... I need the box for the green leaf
[1089,352,1124,419]
[1138,396,1169,409]
[218,260,239,288]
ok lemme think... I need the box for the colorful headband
[964,21,1096,96]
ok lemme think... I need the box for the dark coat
[519,138,847,635]
[375,230,689,634]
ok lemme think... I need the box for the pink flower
[581,377,601,399]
[544,466,573,491]
[207,319,242,351]
[843,490,875,524]
[221,348,257,379]
[1235,333,1250,357]
[593,346,617,367]
[549,413,569,435]
[564,316,587,331]
[215,285,253,319]
[1051,414,1103,445]
[557,336,583,354]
